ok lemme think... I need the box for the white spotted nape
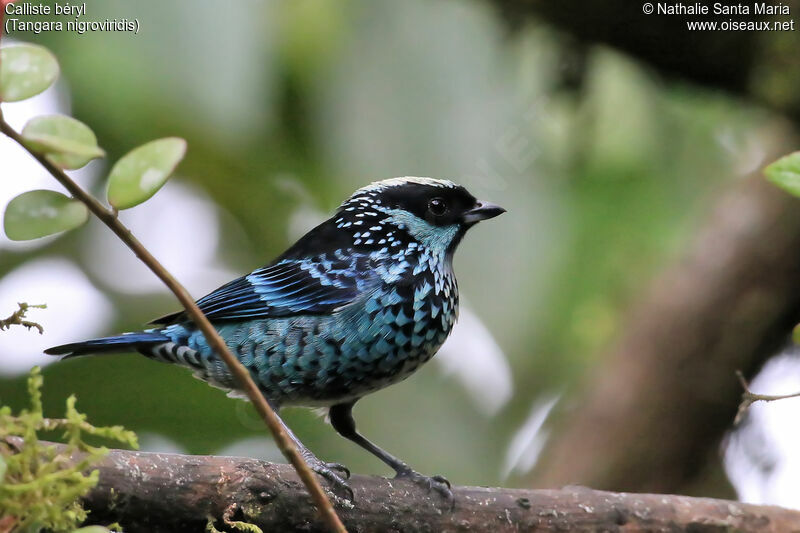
[352,177,457,197]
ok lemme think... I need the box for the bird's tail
[45,331,171,359]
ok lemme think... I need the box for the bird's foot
[395,469,454,506]
[323,461,351,479]
[308,459,354,502]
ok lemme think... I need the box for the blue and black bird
[47,177,504,498]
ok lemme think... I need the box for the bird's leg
[329,401,452,501]
[267,401,353,500]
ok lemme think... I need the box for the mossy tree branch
[8,441,798,533]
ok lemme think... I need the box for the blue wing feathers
[151,256,374,324]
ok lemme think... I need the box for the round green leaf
[106,138,187,209]
[0,454,6,485]
[3,190,89,241]
[0,44,60,102]
[765,151,800,198]
[21,115,105,170]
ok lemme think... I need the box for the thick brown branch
[534,162,800,494]
[40,444,800,533]
[0,110,345,532]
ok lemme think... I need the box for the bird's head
[334,177,505,256]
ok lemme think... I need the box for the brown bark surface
[46,444,800,532]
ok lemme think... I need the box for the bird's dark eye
[428,197,448,216]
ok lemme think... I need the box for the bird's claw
[429,474,452,490]
[309,460,354,502]
[324,462,351,479]
[395,469,454,505]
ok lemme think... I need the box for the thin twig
[734,370,800,424]
[0,109,347,533]
[0,303,46,334]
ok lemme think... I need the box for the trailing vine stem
[0,107,347,533]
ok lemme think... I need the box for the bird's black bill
[461,201,506,224]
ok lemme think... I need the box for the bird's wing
[150,255,376,324]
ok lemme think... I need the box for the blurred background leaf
[21,114,104,170]
[765,151,800,197]
[0,43,58,102]
[106,137,186,209]
[3,190,88,241]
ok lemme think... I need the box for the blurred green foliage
[0,0,772,489]
[765,151,800,197]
